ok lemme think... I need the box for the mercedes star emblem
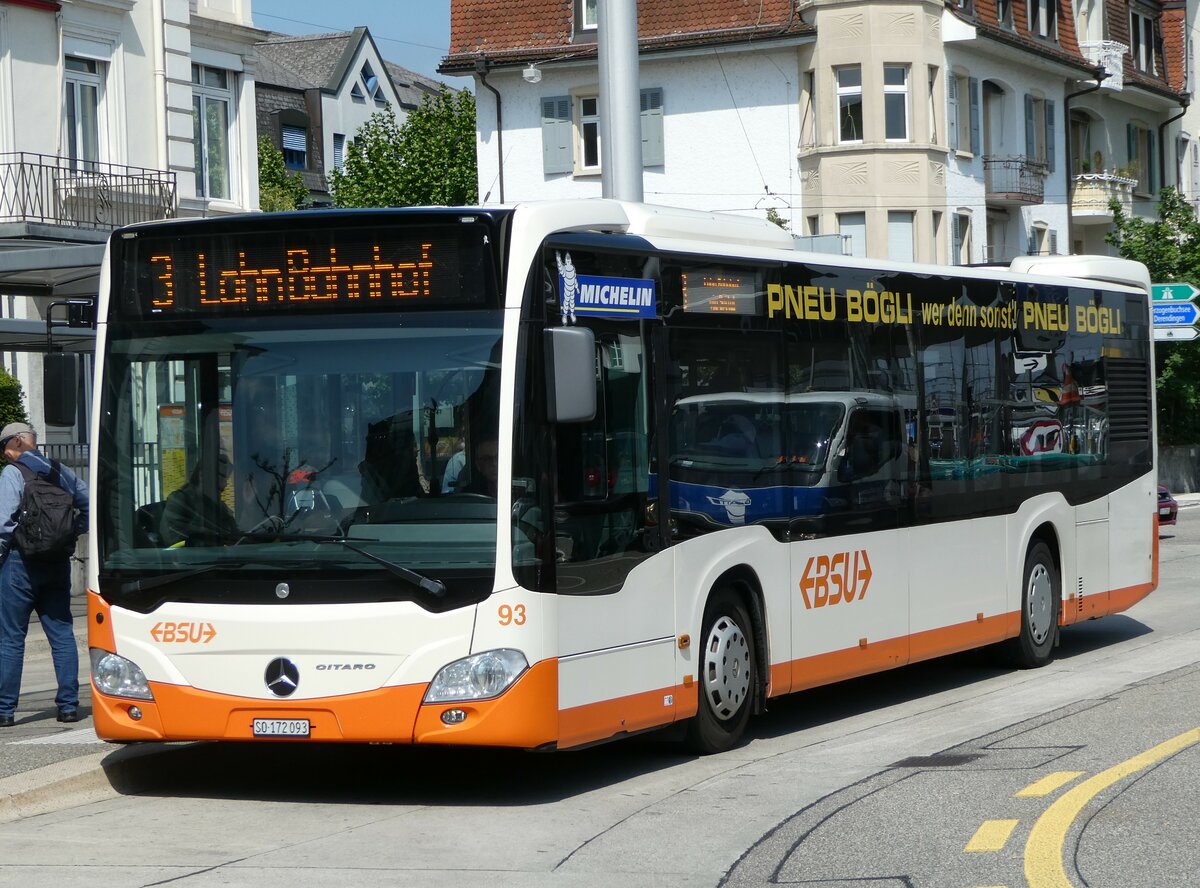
[264,657,300,697]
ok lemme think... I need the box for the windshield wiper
[328,538,448,597]
[230,532,447,598]
[119,563,227,595]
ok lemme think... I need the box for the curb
[0,741,175,823]
[0,751,114,822]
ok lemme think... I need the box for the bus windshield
[97,311,503,605]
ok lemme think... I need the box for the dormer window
[1130,9,1158,74]
[1028,0,1057,39]
[577,0,597,31]
[357,62,386,106]
[996,0,1013,29]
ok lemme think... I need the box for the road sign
[1154,326,1200,342]
[1152,302,1200,326]
[1151,282,1200,303]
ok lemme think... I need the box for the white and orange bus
[88,201,1157,753]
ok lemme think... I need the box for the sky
[251,0,458,84]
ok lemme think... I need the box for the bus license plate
[252,718,310,738]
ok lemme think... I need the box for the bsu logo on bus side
[799,550,872,609]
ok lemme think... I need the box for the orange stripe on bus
[413,658,558,748]
[559,681,696,750]
[87,590,115,651]
[92,679,427,743]
[909,612,1015,663]
[1105,581,1154,614]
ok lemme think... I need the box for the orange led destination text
[150,243,434,307]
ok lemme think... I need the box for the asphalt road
[2,504,1198,888]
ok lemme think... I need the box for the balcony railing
[1079,41,1127,90]
[0,152,176,230]
[983,156,1047,206]
[1071,172,1136,224]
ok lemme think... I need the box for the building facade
[254,27,445,205]
[0,0,264,447]
[441,0,1190,263]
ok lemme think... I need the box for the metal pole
[598,0,643,202]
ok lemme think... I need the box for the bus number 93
[498,604,527,626]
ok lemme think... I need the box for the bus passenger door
[552,323,677,748]
[788,399,909,692]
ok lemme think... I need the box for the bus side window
[553,330,653,580]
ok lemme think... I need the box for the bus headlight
[424,649,529,703]
[89,649,154,701]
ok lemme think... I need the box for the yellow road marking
[1025,727,1200,888]
[1016,771,1084,798]
[965,818,1020,852]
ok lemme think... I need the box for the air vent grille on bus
[1104,357,1151,443]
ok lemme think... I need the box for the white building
[0,0,265,448]
[441,0,1189,264]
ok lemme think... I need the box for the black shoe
[0,714,13,727]
[56,709,80,723]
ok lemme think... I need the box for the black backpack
[12,460,78,560]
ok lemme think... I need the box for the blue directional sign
[1152,302,1200,326]
[1151,282,1200,303]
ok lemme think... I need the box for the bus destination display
[125,226,487,317]
[681,268,762,316]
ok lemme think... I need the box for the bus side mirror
[544,327,596,423]
[43,353,77,427]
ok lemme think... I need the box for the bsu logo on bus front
[799,549,872,609]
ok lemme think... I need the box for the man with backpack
[0,422,89,727]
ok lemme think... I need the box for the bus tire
[1008,540,1059,668]
[687,588,755,754]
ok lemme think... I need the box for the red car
[1158,484,1178,526]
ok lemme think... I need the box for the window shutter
[281,125,306,152]
[951,214,963,263]
[1025,95,1036,158]
[1127,123,1136,167]
[640,88,664,167]
[333,134,345,170]
[1049,230,1058,255]
[947,76,959,150]
[1027,230,1037,255]
[1045,99,1055,172]
[541,96,572,175]
[969,77,980,154]
[1148,128,1157,192]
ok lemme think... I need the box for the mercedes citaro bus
[88,201,1157,753]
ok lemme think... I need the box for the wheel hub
[703,614,751,721]
[1027,563,1052,645]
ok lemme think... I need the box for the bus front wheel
[687,588,755,754]
[1009,540,1059,668]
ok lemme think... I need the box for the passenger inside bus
[358,417,423,503]
[454,437,499,497]
[159,447,238,546]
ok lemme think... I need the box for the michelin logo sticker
[557,252,656,322]
[556,251,578,325]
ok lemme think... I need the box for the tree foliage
[331,89,478,208]
[0,369,28,463]
[257,135,309,212]
[1107,187,1200,444]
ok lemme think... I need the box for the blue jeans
[0,549,78,717]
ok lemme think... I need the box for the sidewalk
[0,591,111,821]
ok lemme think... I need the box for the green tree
[257,135,309,212]
[331,89,478,208]
[0,368,28,463]
[1107,187,1200,443]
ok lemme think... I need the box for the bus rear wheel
[687,588,755,754]
[1008,540,1059,668]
